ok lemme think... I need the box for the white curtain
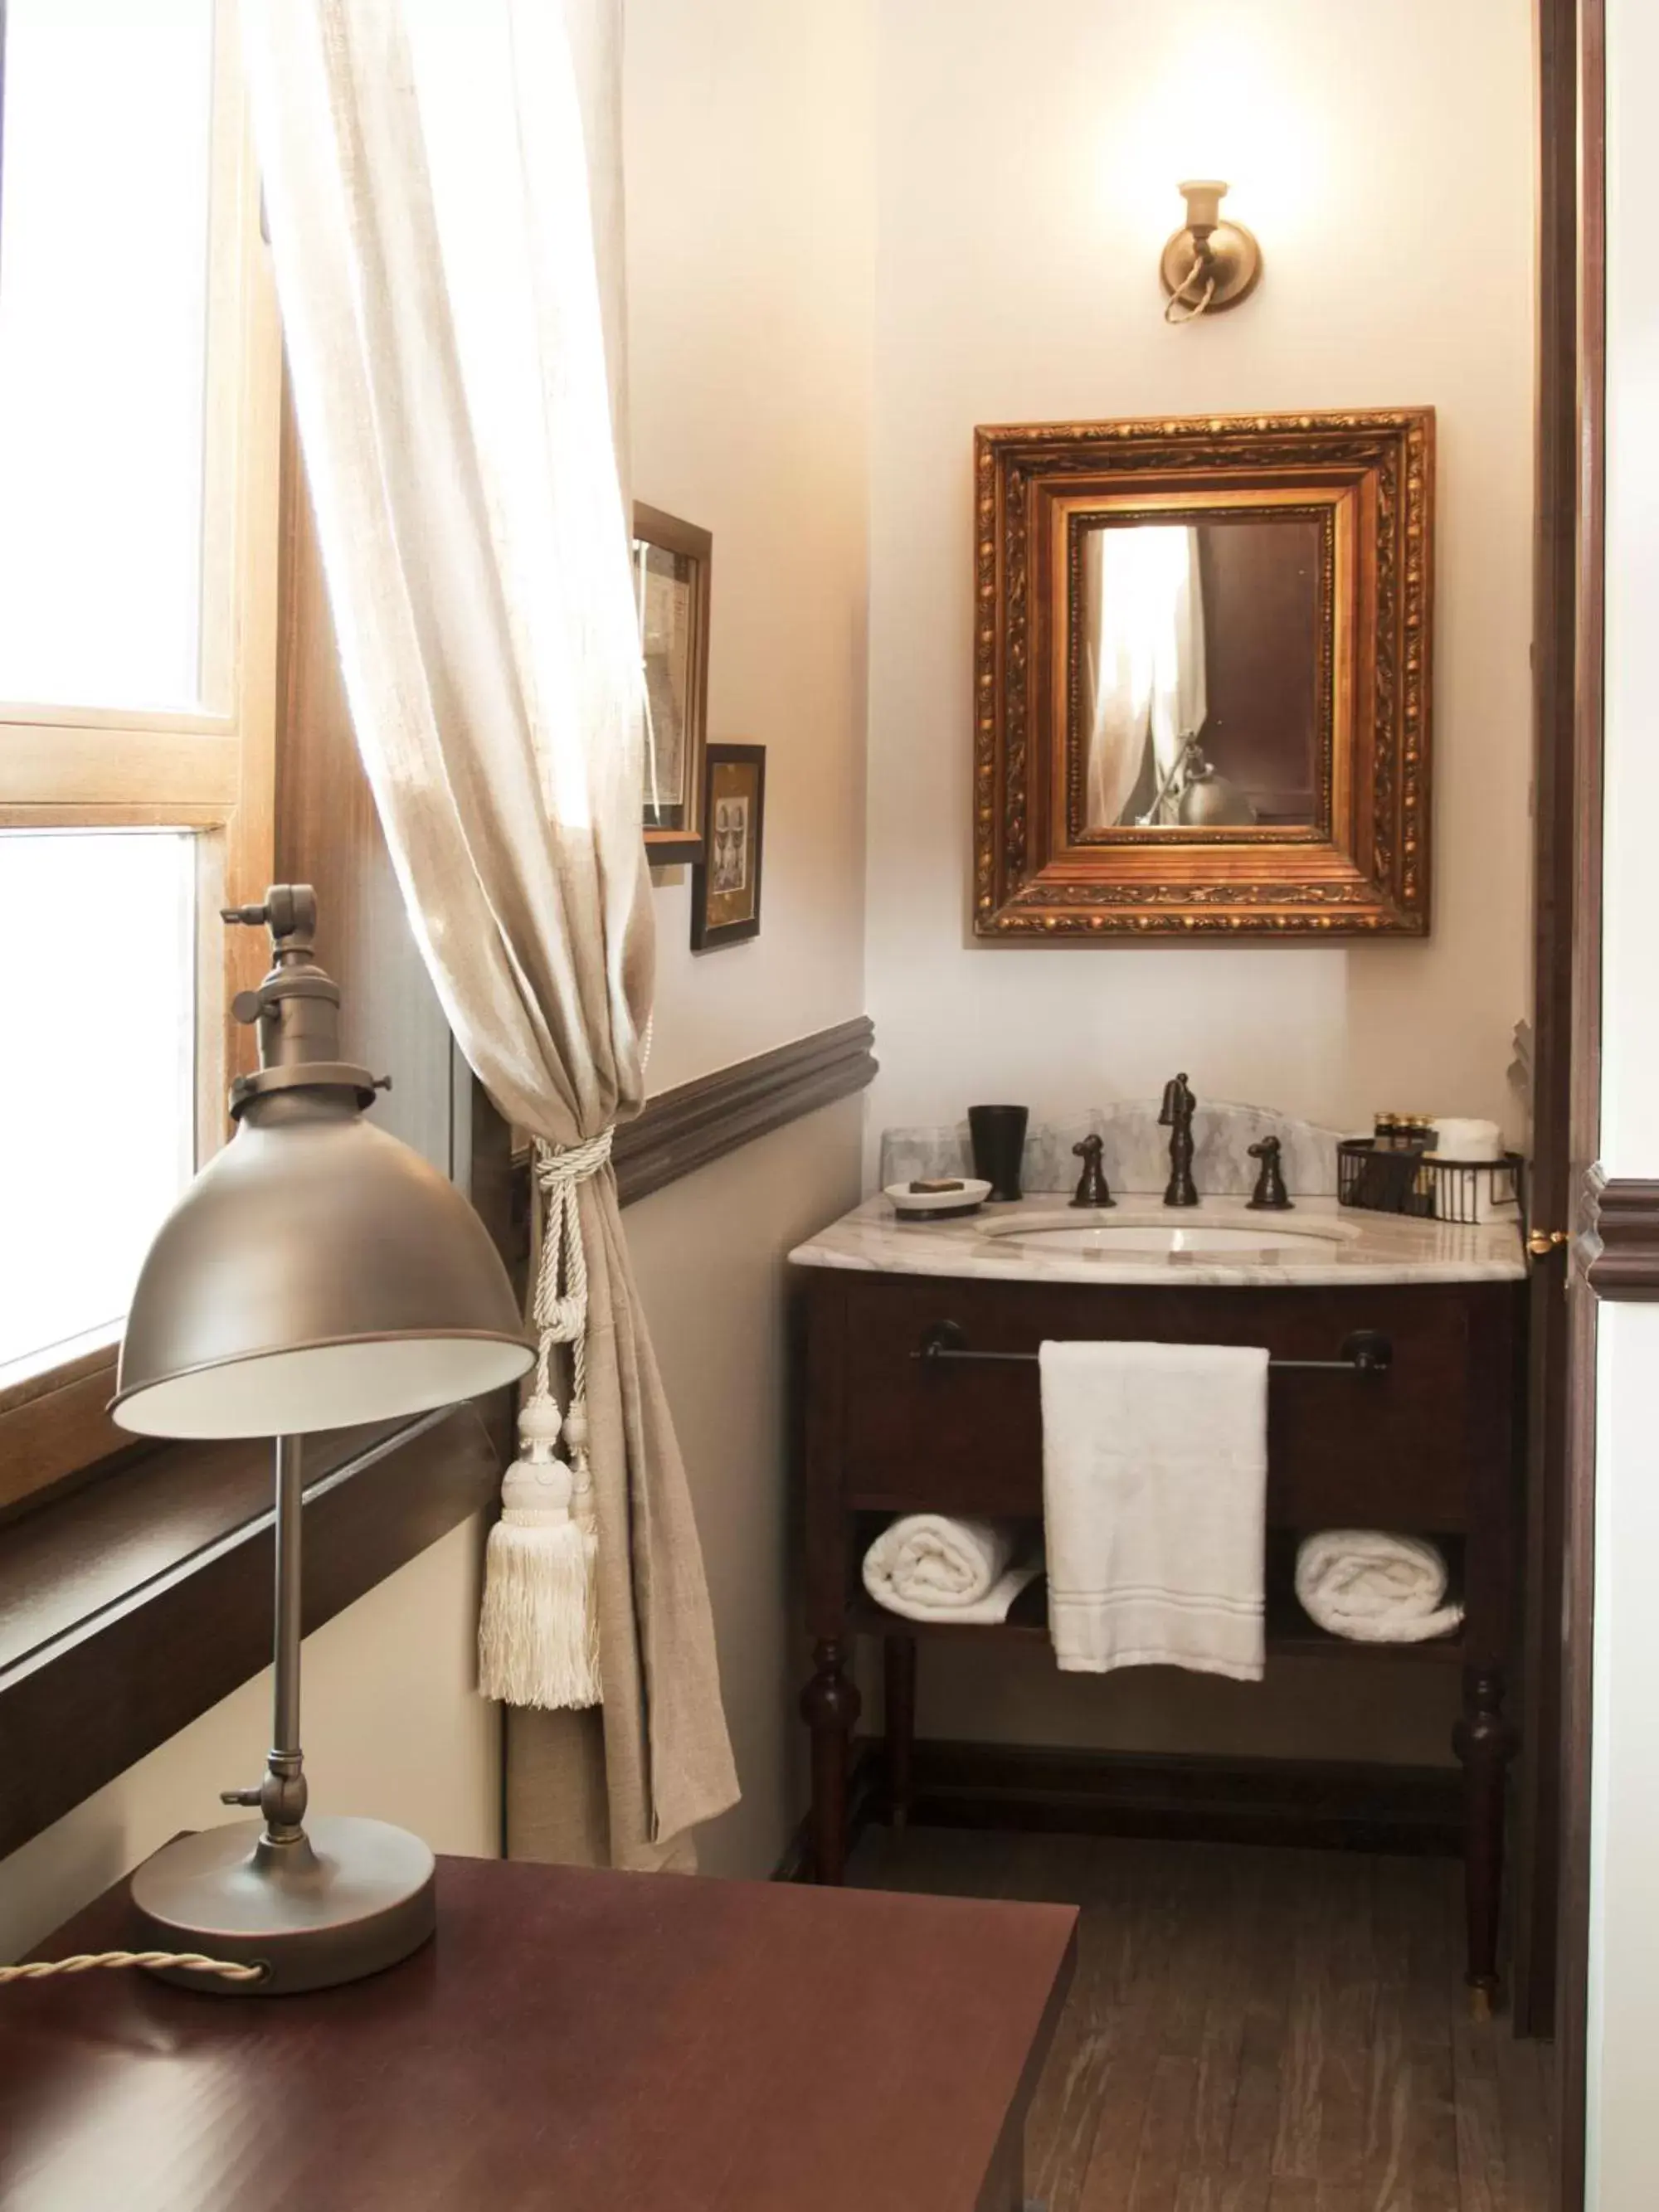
[239,0,738,1864]
[1083,524,1208,828]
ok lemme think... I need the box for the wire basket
[1337,1140,1525,1226]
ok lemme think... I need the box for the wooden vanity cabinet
[796,1265,1525,2010]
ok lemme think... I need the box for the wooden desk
[0,1852,1076,2212]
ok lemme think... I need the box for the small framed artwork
[632,501,712,866]
[691,743,766,950]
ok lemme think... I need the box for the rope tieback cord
[0,1950,267,1986]
[530,1124,614,1407]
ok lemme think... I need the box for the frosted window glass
[0,830,195,1374]
[0,0,216,710]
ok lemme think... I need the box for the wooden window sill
[0,1401,501,1861]
[0,1335,126,1514]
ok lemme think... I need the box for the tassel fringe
[479,1391,601,1709]
[478,1510,601,1710]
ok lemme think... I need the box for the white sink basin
[975,1209,1355,1261]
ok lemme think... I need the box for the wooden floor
[848,1827,1554,2212]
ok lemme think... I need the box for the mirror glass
[635,536,695,815]
[1077,515,1322,833]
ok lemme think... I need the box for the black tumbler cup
[968,1104,1029,1203]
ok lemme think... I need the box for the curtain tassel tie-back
[478,1126,614,1710]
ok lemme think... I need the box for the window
[0,0,279,1498]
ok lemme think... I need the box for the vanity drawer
[833,1272,1506,1534]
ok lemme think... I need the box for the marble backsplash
[879,1101,1348,1199]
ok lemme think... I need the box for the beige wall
[625,1098,864,1879]
[860,0,1534,1768]
[625,0,873,1096]
[620,0,874,1874]
[865,0,1535,1150]
[0,1518,499,1961]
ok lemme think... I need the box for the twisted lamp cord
[1164,252,1217,325]
[0,1950,265,1986]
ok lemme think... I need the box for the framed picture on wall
[632,501,712,866]
[691,743,766,950]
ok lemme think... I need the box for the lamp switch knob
[231,989,265,1025]
[219,1785,263,1807]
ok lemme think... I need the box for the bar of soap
[909,1178,966,1194]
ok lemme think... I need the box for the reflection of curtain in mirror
[1084,524,1208,827]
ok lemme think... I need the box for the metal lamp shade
[112,1090,533,1439]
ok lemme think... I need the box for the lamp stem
[261,1435,309,1848]
[274,1435,304,1761]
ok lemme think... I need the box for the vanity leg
[883,1633,917,1829]
[801,1636,860,1884]
[1454,1665,1514,2018]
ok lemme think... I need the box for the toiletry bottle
[1411,1120,1435,1209]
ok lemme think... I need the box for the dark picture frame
[691,743,766,950]
[632,501,712,867]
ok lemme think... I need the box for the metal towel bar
[912,1321,1392,1378]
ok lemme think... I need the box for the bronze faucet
[1070,1134,1115,1210]
[1159,1072,1199,1208]
[1247,1134,1293,1211]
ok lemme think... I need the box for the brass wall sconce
[1160,180,1262,323]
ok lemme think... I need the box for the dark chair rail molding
[504,1017,878,1267]
[1581,1165,1659,1299]
[616,1015,878,1208]
[0,1406,499,1864]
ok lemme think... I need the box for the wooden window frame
[0,9,280,1506]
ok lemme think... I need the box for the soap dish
[883,1178,992,1222]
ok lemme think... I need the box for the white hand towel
[1295,1529,1462,1643]
[1039,1340,1268,1680]
[862,1514,1040,1625]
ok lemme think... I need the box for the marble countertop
[789,1193,1528,1288]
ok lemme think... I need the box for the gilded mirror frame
[972,408,1434,937]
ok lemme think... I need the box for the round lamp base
[129,1815,435,1996]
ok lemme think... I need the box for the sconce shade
[1177,179,1227,232]
[113,1091,533,1439]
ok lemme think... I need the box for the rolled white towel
[1295,1529,1463,1644]
[863,1514,1040,1625]
[1427,1116,1502,1162]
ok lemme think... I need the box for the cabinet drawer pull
[912,1320,1393,1378]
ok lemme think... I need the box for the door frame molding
[1525,4,1605,2208]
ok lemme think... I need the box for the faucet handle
[1070,1135,1115,1211]
[1246,1135,1293,1212]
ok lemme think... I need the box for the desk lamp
[111,886,533,1994]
